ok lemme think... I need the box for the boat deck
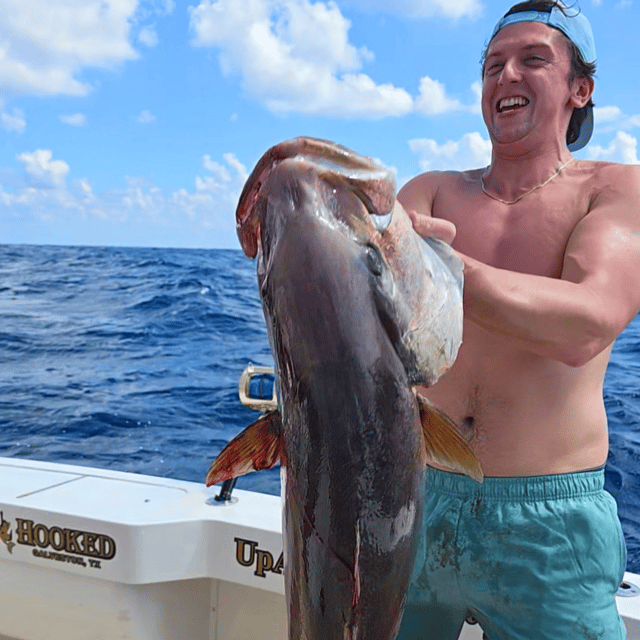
[0,457,637,639]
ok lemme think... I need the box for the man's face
[481,21,575,150]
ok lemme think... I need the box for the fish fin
[422,237,464,290]
[205,411,283,486]
[417,392,484,483]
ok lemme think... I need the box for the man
[396,2,640,639]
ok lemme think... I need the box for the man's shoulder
[576,159,640,207]
[576,158,640,183]
[399,168,483,211]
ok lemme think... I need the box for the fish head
[236,137,394,260]
[236,137,463,388]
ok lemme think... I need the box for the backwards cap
[489,4,596,151]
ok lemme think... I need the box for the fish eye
[365,244,384,276]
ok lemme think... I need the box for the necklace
[481,157,574,205]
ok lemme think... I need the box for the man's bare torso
[402,159,621,476]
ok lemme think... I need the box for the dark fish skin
[261,174,426,639]
[207,137,481,640]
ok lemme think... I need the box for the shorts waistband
[426,465,605,501]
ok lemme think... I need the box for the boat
[0,365,637,640]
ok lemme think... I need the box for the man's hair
[483,1,596,147]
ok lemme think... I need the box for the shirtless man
[395,2,640,639]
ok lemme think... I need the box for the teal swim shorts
[397,466,627,640]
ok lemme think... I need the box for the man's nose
[498,59,521,84]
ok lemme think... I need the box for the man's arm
[398,174,457,244]
[419,164,640,368]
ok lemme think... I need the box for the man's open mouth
[497,96,530,113]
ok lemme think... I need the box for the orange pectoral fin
[417,392,484,483]
[205,411,283,486]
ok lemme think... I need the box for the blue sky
[1,0,639,249]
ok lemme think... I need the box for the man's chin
[488,126,535,149]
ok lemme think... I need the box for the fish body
[207,138,481,639]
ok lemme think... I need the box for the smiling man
[396,2,640,639]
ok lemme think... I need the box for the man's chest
[434,185,589,278]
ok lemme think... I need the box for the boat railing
[215,364,278,504]
[238,364,278,412]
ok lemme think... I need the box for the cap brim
[567,105,594,152]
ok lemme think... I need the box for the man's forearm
[460,253,614,367]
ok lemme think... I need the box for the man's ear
[570,76,594,109]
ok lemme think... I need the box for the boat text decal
[234,537,283,578]
[0,512,116,570]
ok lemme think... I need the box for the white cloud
[188,0,413,118]
[138,26,159,47]
[60,113,87,127]
[415,76,465,115]
[1,149,248,246]
[137,109,156,123]
[121,176,163,214]
[0,0,159,97]
[470,81,482,114]
[414,78,481,115]
[188,0,480,119]
[409,132,491,171]
[176,152,248,219]
[202,155,231,182]
[79,178,95,202]
[17,149,70,187]
[594,105,623,124]
[137,0,175,17]
[593,104,640,133]
[587,131,639,164]
[222,153,249,182]
[0,185,81,222]
[340,0,482,19]
[1,108,25,133]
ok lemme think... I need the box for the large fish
[206,137,482,639]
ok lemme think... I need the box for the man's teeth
[498,97,529,112]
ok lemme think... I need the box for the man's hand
[406,209,457,245]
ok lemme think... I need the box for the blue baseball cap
[489,4,596,151]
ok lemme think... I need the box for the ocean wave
[0,243,638,570]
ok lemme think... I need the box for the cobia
[206,137,482,639]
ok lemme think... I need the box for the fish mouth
[496,96,529,113]
[235,137,396,258]
[289,154,395,232]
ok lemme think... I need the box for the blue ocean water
[0,244,639,572]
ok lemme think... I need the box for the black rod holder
[215,477,238,502]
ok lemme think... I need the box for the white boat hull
[0,457,637,640]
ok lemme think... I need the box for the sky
[1,0,639,249]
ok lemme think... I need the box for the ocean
[1,243,639,572]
